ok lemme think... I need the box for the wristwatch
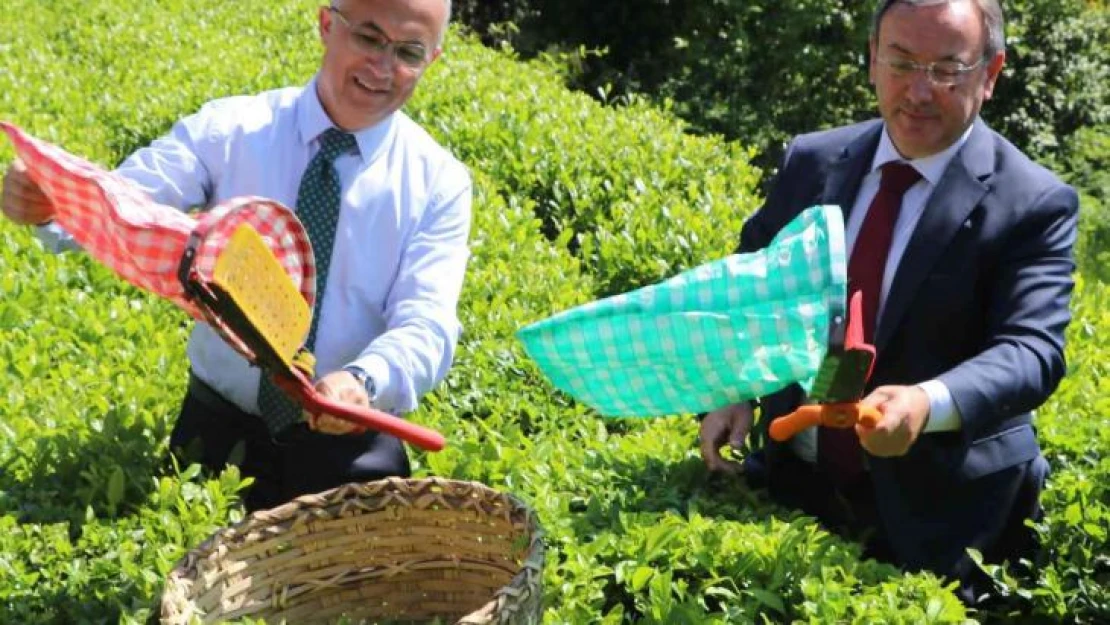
[343,366,378,404]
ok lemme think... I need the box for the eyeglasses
[328,6,430,70]
[875,55,985,86]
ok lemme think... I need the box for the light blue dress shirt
[39,77,472,416]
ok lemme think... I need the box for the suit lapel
[875,119,995,353]
[822,122,882,224]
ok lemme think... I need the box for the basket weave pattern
[160,478,544,624]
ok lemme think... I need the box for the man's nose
[906,71,935,103]
[366,49,395,76]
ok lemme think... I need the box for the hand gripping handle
[276,371,446,451]
[302,389,446,451]
[768,402,882,442]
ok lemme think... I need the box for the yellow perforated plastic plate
[211,224,310,367]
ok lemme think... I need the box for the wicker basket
[160,477,544,624]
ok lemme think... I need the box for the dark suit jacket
[741,117,1078,573]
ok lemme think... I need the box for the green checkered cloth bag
[517,205,847,417]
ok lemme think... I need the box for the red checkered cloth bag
[1,122,450,451]
[0,121,316,361]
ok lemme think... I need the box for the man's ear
[982,50,1006,100]
[317,5,333,42]
[428,47,444,67]
[868,38,878,86]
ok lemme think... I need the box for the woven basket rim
[160,476,545,625]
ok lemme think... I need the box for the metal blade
[806,299,874,403]
[807,348,874,403]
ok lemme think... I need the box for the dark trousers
[169,373,410,512]
[746,448,896,560]
[744,447,1045,605]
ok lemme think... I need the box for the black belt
[187,372,247,416]
[186,372,316,443]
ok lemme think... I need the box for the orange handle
[769,405,825,441]
[855,404,882,429]
[303,390,446,452]
[769,403,882,442]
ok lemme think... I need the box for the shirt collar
[871,123,975,186]
[296,74,396,165]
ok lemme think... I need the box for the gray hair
[870,0,1005,59]
[438,0,452,47]
[331,1,453,48]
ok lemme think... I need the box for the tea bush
[0,0,1106,623]
[453,0,1110,183]
[1062,126,1110,283]
[408,43,760,296]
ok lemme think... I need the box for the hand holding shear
[769,291,881,442]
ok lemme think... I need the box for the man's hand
[698,402,754,474]
[856,385,930,457]
[304,369,369,435]
[2,159,55,225]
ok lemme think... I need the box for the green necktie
[256,128,358,435]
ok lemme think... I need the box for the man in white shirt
[1,0,470,511]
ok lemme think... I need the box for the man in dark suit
[699,0,1079,604]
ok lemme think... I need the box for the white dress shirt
[791,125,970,463]
[39,77,472,416]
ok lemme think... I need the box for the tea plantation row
[0,0,1106,622]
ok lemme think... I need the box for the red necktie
[818,161,921,484]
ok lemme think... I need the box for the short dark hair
[871,0,1005,59]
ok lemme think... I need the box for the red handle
[768,402,882,442]
[274,370,446,451]
[303,389,446,452]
